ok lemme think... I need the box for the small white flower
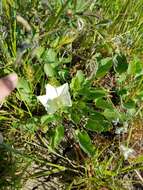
[120,145,135,160]
[115,127,128,135]
[112,118,120,126]
[115,122,128,135]
[37,83,72,114]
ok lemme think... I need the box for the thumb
[0,73,18,102]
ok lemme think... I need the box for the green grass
[0,0,143,189]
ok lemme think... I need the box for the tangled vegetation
[0,0,143,189]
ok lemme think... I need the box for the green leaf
[58,69,69,80]
[16,78,34,104]
[123,100,136,109]
[90,111,105,120]
[95,98,114,110]
[34,46,45,59]
[45,48,57,62]
[96,57,113,78]
[24,117,38,133]
[85,111,112,132]
[51,125,64,149]
[70,110,81,124]
[80,88,107,100]
[127,57,142,76]
[76,70,85,83]
[102,109,127,122]
[70,101,87,124]
[70,70,85,93]
[44,63,56,77]
[40,115,56,125]
[17,78,31,93]
[103,109,121,121]
[43,48,59,66]
[76,130,95,157]
[85,118,112,132]
[117,88,128,96]
[113,53,128,74]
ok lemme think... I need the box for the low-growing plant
[0,0,143,189]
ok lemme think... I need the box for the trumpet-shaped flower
[37,83,72,114]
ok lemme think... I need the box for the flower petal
[37,95,48,107]
[56,83,69,96]
[45,84,58,99]
[56,83,72,106]
[120,145,135,160]
[46,99,59,114]
[59,92,72,107]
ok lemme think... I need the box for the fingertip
[0,73,18,102]
[7,73,18,87]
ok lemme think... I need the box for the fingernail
[8,73,18,82]
[7,73,18,87]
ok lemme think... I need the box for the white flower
[37,83,72,114]
[115,122,128,135]
[112,118,120,126]
[120,145,135,160]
